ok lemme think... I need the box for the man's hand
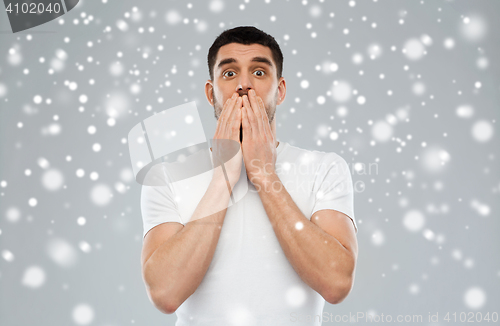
[241,89,277,187]
[211,93,243,190]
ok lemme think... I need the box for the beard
[212,89,277,125]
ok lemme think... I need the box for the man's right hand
[211,93,243,190]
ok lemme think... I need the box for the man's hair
[207,26,284,82]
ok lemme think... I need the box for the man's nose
[236,75,253,96]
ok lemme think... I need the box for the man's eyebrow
[251,56,273,68]
[217,56,274,70]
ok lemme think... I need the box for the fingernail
[232,93,237,98]
[250,89,255,95]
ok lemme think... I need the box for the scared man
[140,26,358,325]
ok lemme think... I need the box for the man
[140,26,358,325]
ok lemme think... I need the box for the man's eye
[254,70,265,77]
[223,71,235,78]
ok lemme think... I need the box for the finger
[258,96,273,141]
[248,90,265,136]
[254,93,270,141]
[241,103,251,141]
[215,96,232,137]
[218,93,238,130]
[227,97,242,141]
[257,96,269,125]
[221,94,240,137]
[235,101,243,142]
[249,90,265,123]
[242,95,259,140]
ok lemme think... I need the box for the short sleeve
[311,153,358,234]
[140,183,184,239]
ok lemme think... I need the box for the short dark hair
[207,26,283,82]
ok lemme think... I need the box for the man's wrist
[251,172,280,190]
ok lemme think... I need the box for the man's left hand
[240,89,277,187]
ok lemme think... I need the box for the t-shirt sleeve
[140,183,184,239]
[311,153,358,234]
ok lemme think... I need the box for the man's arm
[142,175,231,314]
[142,92,243,314]
[254,173,358,305]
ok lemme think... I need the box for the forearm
[255,173,355,301]
[143,176,231,311]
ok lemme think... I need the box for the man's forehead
[216,43,274,68]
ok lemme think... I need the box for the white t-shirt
[141,141,357,325]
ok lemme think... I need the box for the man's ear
[277,77,286,105]
[205,80,214,106]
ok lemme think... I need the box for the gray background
[1,0,499,325]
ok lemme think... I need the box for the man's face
[206,43,285,124]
